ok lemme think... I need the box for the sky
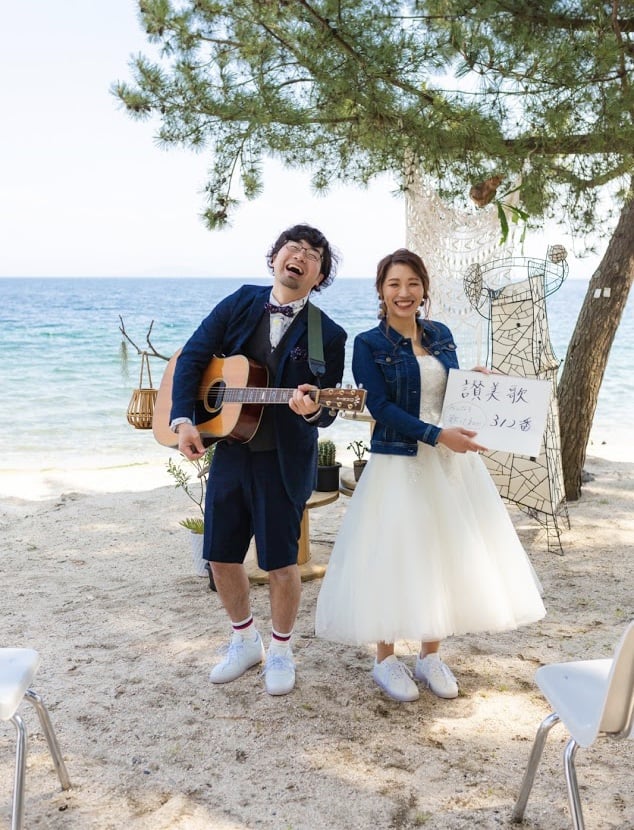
[0,1,602,280]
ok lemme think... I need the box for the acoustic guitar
[152,351,367,449]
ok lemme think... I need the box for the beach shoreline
[0,433,632,829]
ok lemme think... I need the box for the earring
[378,299,387,319]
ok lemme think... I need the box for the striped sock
[232,615,256,639]
[270,628,292,652]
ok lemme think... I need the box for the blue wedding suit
[170,284,347,568]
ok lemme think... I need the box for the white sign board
[440,369,551,457]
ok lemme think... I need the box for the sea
[0,276,632,476]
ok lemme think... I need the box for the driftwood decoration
[118,316,170,362]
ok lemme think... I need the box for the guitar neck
[206,387,320,405]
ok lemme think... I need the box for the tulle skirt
[315,443,546,646]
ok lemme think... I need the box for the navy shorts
[203,443,305,572]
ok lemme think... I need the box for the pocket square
[290,346,309,362]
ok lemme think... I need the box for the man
[170,224,346,696]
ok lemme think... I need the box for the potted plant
[166,445,216,586]
[348,439,370,481]
[316,438,341,492]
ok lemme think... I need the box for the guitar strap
[307,302,326,381]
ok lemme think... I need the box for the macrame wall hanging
[405,168,520,368]
[464,246,570,552]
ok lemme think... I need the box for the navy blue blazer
[170,284,347,503]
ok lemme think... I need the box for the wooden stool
[247,489,339,584]
[339,466,357,497]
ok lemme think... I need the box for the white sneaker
[372,655,419,702]
[263,647,296,696]
[414,653,459,699]
[209,631,265,683]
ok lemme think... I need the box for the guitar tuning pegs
[336,382,342,388]
[328,409,337,417]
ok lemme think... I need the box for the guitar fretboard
[207,387,317,404]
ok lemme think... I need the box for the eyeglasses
[284,241,322,263]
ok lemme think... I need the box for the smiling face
[271,239,325,302]
[380,263,426,326]
[375,249,431,333]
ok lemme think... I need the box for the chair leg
[564,738,585,830]
[511,711,561,823]
[24,689,71,790]
[9,713,27,830]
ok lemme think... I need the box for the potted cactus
[316,438,341,492]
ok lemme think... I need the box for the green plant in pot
[316,438,341,492]
[166,444,216,586]
[347,439,370,481]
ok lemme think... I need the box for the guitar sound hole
[204,381,226,414]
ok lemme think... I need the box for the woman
[315,249,546,703]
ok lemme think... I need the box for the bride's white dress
[315,356,546,646]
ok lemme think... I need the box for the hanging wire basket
[126,351,157,430]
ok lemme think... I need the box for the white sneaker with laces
[414,653,459,699]
[262,647,296,696]
[372,655,419,702]
[209,631,265,683]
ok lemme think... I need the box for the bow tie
[264,302,295,318]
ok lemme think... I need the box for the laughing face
[271,240,325,301]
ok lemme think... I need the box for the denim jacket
[352,319,459,456]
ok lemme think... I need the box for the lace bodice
[418,356,447,424]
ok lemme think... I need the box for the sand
[1,440,633,829]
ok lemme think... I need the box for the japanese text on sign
[440,369,551,456]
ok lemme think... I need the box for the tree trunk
[558,187,634,500]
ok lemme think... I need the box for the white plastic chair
[0,649,71,830]
[512,621,634,829]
